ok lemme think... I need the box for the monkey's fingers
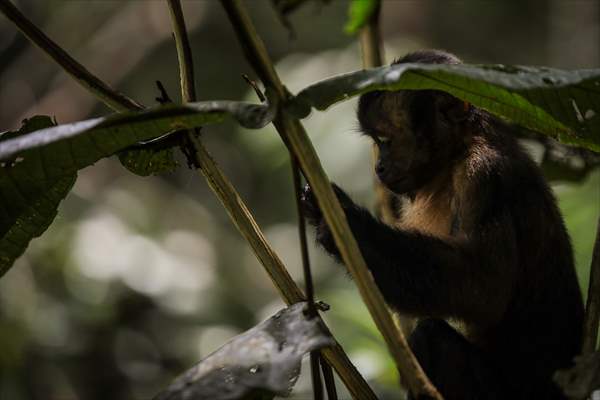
[299,183,322,225]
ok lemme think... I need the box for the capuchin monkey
[301,50,583,400]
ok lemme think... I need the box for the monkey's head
[357,50,471,195]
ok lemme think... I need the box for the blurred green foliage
[0,1,598,399]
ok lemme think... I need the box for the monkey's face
[357,89,468,194]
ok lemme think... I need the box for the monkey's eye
[373,135,391,145]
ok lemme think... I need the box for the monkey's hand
[300,183,356,257]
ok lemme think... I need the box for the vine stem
[582,215,600,354]
[166,0,196,103]
[292,157,325,400]
[220,0,441,398]
[0,0,143,112]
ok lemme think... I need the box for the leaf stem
[166,0,196,103]
[220,0,440,398]
[0,0,143,112]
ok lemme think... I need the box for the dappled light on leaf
[288,63,600,151]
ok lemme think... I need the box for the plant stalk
[165,1,356,397]
[292,157,325,400]
[220,0,441,398]
[166,0,196,103]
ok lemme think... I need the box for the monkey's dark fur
[301,50,583,400]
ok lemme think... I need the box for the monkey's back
[467,128,583,398]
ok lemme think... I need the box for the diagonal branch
[220,0,441,398]
[0,0,143,112]
[185,133,376,400]
[164,2,364,398]
[5,0,377,397]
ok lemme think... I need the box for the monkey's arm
[302,184,517,324]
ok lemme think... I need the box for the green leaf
[288,63,600,151]
[0,116,76,275]
[344,0,379,35]
[118,146,179,176]
[0,101,274,163]
[153,302,334,400]
[0,100,274,276]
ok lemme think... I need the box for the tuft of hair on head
[392,50,461,65]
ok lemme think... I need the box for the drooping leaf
[153,302,334,400]
[287,63,600,151]
[0,101,274,163]
[344,0,379,35]
[0,100,274,276]
[118,145,179,176]
[0,116,76,275]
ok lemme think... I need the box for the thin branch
[583,216,600,354]
[320,356,339,400]
[2,0,374,395]
[166,0,196,103]
[185,134,377,400]
[0,0,143,112]
[188,135,307,303]
[164,2,358,397]
[220,0,441,398]
[242,74,266,102]
[292,157,325,400]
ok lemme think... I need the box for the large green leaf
[288,63,600,151]
[0,116,76,274]
[0,101,273,276]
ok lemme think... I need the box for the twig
[320,356,339,400]
[220,0,441,398]
[292,156,325,399]
[4,0,378,396]
[165,2,362,397]
[185,133,376,400]
[583,216,600,354]
[242,74,266,102]
[155,80,173,104]
[0,0,143,112]
[166,0,196,103]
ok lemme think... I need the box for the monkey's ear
[435,94,470,124]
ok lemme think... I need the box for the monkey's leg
[407,319,506,400]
